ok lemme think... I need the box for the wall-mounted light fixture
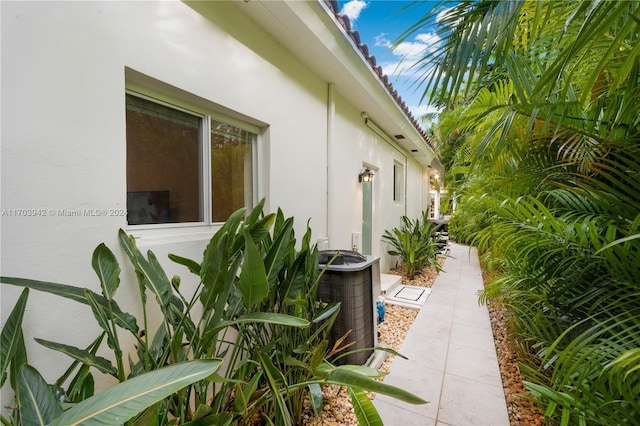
[359,168,374,183]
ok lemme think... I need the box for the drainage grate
[393,286,426,302]
[383,285,432,308]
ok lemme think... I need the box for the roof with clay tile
[322,0,435,151]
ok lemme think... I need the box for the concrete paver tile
[381,362,443,407]
[398,335,450,371]
[451,304,490,327]
[430,287,460,300]
[445,343,503,387]
[437,373,509,426]
[430,271,461,288]
[402,315,452,339]
[421,299,456,319]
[375,397,437,426]
[449,322,495,351]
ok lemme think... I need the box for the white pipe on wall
[324,82,335,249]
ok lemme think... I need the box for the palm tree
[400,1,640,423]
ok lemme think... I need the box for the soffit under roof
[237,0,442,169]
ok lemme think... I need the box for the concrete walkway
[373,243,510,426]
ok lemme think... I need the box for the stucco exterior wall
[1,0,432,409]
[327,92,428,271]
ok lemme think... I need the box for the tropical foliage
[1,201,426,425]
[382,210,444,279]
[401,0,640,424]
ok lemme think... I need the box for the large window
[126,93,255,226]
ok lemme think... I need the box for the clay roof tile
[323,0,432,148]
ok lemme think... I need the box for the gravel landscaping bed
[484,278,545,426]
[303,257,545,425]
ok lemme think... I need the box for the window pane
[211,120,253,222]
[126,94,202,225]
[393,163,403,202]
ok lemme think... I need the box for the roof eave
[239,0,439,167]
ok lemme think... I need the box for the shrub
[1,201,426,425]
[382,210,444,279]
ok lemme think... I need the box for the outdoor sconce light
[359,168,374,183]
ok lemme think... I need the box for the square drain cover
[394,286,425,301]
[383,285,431,308]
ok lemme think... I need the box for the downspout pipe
[326,82,335,248]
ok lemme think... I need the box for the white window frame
[393,161,404,204]
[125,88,261,234]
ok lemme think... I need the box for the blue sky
[337,0,444,120]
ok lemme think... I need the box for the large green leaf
[0,288,29,387]
[118,229,172,308]
[326,367,428,405]
[65,367,95,403]
[604,347,640,381]
[244,197,265,227]
[201,208,245,290]
[34,338,116,376]
[333,365,387,378]
[244,213,276,249]
[91,243,121,300]
[54,334,104,387]
[1,277,87,304]
[232,372,261,415]
[0,277,138,333]
[595,233,640,254]
[312,302,341,324]
[256,351,291,426]
[203,312,309,340]
[49,359,222,426]
[348,387,383,426]
[238,226,269,308]
[308,383,323,417]
[199,231,230,310]
[263,217,294,287]
[9,328,28,395]
[148,251,181,309]
[84,289,121,354]
[17,365,63,426]
[168,253,201,275]
[281,251,313,303]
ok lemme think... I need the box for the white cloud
[383,58,435,78]
[412,104,441,117]
[375,33,434,60]
[415,32,441,48]
[340,0,368,24]
[374,30,441,76]
[393,41,429,60]
[397,31,440,60]
[375,33,391,48]
[381,61,408,77]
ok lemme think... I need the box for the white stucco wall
[1,0,432,411]
[328,93,428,271]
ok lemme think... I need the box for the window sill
[125,223,224,248]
